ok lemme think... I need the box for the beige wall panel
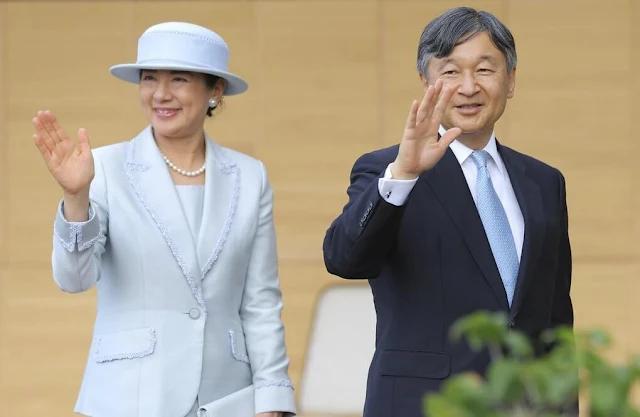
[6,1,137,266]
[572,262,637,360]
[507,0,630,92]
[0,1,6,405]
[633,0,640,263]
[506,0,631,162]
[630,3,640,401]
[573,261,640,409]
[133,1,259,158]
[254,1,378,260]
[0,2,6,266]
[561,165,635,260]
[272,186,349,261]
[380,1,508,148]
[565,261,640,409]
[278,260,337,387]
[506,0,632,261]
[0,268,95,417]
[503,90,631,168]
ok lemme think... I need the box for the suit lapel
[498,145,545,319]
[425,149,510,311]
[124,126,207,313]
[197,137,240,279]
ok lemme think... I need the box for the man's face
[422,31,515,137]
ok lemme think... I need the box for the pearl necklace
[161,152,206,177]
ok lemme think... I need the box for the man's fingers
[417,79,448,127]
[439,127,462,148]
[405,99,419,129]
[416,84,436,124]
[430,84,459,130]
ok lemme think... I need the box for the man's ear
[507,68,516,99]
[419,73,430,93]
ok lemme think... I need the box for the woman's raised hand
[32,110,95,196]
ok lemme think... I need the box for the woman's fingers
[33,133,52,161]
[32,115,57,154]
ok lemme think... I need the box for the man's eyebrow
[437,54,497,67]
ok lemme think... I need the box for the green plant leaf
[630,355,640,379]
[585,329,612,349]
[546,344,578,370]
[441,373,491,409]
[504,331,534,358]
[450,311,508,350]
[621,406,640,417]
[581,350,609,375]
[485,359,525,405]
[427,311,637,417]
[613,366,635,393]
[424,395,473,417]
[519,360,553,406]
[544,368,579,406]
[540,326,575,347]
[590,376,624,417]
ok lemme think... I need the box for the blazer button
[189,308,201,320]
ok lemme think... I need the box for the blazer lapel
[197,137,240,279]
[498,145,545,319]
[124,126,207,313]
[425,149,510,311]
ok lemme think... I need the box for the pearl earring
[208,98,217,107]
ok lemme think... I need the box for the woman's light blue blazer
[52,126,297,417]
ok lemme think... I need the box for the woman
[32,22,296,417]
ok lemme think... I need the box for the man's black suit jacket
[322,142,573,417]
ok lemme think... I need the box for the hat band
[137,31,229,72]
[135,58,227,73]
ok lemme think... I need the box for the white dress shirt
[377,126,524,260]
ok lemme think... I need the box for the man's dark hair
[417,7,517,77]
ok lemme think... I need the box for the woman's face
[138,69,224,141]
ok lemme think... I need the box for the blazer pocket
[379,349,451,379]
[93,327,156,363]
[228,329,250,364]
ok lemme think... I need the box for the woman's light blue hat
[110,22,248,95]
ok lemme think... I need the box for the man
[322,7,574,417]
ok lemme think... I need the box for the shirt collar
[438,125,505,176]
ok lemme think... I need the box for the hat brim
[109,62,248,96]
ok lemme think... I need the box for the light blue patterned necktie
[470,150,519,307]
